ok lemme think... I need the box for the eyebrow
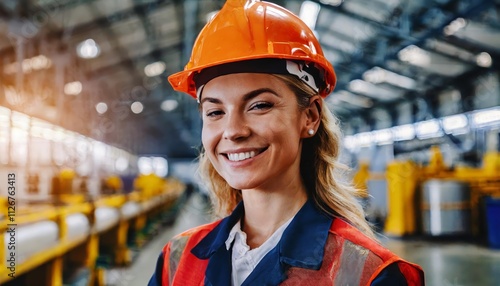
[200,88,279,106]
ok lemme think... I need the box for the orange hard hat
[168,0,336,99]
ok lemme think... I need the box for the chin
[224,176,262,191]
[225,181,254,190]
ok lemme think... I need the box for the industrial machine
[360,146,500,238]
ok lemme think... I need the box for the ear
[301,95,322,138]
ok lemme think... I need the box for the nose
[223,112,251,141]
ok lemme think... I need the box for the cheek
[271,113,303,138]
[265,118,302,149]
[201,123,221,161]
[201,125,213,151]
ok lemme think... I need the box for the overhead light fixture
[138,157,153,175]
[161,99,179,112]
[398,45,431,66]
[442,114,468,134]
[443,17,467,36]
[144,61,166,77]
[320,0,343,6]
[348,79,401,101]
[372,129,393,145]
[472,108,500,127]
[138,156,168,177]
[4,55,52,75]
[426,39,477,64]
[363,67,417,90]
[392,124,415,141]
[4,86,22,107]
[131,101,144,114]
[415,119,443,139]
[64,81,82,95]
[115,157,129,172]
[349,79,371,94]
[332,90,373,108]
[11,111,30,128]
[343,135,357,151]
[30,55,51,70]
[95,102,108,114]
[363,67,385,84]
[77,39,101,59]
[346,108,498,146]
[476,52,492,68]
[299,1,321,30]
[356,132,373,147]
[0,106,10,117]
[0,113,9,130]
[52,128,66,142]
[152,157,169,177]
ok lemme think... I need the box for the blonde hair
[198,74,375,239]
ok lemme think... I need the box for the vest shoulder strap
[330,218,424,285]
[163,220,221,285]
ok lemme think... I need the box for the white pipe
[94,207,120,232]
[4,220,59,264]
[66,213,90,240]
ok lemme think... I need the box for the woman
[149,0,424,285]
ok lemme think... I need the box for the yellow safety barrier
[0,173,186,286]
[0,203,92,285]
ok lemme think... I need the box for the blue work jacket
[149,200,424,285]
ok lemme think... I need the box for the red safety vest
[159,219,423,285]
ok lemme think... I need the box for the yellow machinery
[384,161,420,236]
[0,172,185,286]
[102,175,124,195]
[383,146,500,237]
[0,202,94,285]
[50,168,88,205]
[353,162,370,199]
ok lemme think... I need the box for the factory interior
[0,0,500,285]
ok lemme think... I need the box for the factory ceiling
[0,0,499,159]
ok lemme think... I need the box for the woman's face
[200,73,312,191]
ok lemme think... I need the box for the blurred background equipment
[421,179,472,236]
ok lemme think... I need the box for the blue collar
[191,199,333,270]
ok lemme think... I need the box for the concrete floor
[379,236,500,285]
[119,193,500,286]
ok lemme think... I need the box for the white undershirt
[225,217,294,286]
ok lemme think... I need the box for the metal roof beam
[311,0,416,41]
[319,0,493,68]
[178,0,201,138]
[327,0,493,110]
[0,0,173,58]
[398,0,494,49]
[133,0,162,60]
[86,42,182,79]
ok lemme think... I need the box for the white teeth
[227,151,257,162]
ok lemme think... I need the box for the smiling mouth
[223,148,268,162]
